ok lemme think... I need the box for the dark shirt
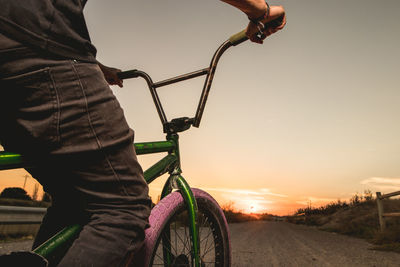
[0,0,96,62]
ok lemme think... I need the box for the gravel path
[1,221,400,266]
[0,239,32,254]
[230,221,400,267]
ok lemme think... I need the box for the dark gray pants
[0,34,151,266]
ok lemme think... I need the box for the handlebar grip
[229,29,248,46]
[117,70,139,80]
[228,15,284,46]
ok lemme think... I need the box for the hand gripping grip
[229,15,284,46]
[117,69,140,80]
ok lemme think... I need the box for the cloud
[203,187,287,198]
[361,177,400,191]
[221,194,274,204]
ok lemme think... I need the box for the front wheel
[134,188,231,267]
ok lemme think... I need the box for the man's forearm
[221,0,267,19]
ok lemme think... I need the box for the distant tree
[363,189,373,202]
[221,201,236,213]
[350,193,361,206]
[0,187,32,200]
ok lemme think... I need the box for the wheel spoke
[200,228,213,244]
[174,222,177,255]
[202,239,216,259]
[201,227,213,254]
[182,226,191,254]
[161,230,178,256]
[154,248,168,263]
[172,225,189,254]
[198,213,206,237]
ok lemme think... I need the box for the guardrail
[0,206,46,236]
[376,191,400,231]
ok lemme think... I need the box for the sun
[244,201,262,214]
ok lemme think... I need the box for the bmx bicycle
[0,18,282,267]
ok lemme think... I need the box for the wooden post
[376,192,385,232]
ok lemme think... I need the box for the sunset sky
[1,0,400,215]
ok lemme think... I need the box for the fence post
[376,192,385,232]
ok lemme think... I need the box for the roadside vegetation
[286,190,400,253]
[221,202,275,223]
[0,187,51,208]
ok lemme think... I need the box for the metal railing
[0,206,46,236]
[0,206,46,224]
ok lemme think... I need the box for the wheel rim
[150,207,225,266]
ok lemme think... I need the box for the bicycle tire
[133,188,231,267]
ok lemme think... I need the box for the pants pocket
[1,68,60,153]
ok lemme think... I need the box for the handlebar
[117,16,283,133]
[117,70,139,79]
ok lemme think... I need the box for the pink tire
[133,188,231,267]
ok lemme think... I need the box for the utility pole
[23,174,29,189]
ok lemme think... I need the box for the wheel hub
[172,254,189,267]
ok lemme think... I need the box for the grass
[286,190,400,253]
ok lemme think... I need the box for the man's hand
[246,5,286,44]
[221,0,286,44]
[97,62,123,88]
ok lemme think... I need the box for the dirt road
[1,221,400,266]
[230,221,400,267]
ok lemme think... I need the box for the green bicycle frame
[0,133,200,266]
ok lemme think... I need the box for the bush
[0,187,31,200]
[289,190,400,252]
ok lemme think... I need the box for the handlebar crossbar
[117,40,233,133]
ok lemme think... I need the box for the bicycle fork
[161,173,200,267]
